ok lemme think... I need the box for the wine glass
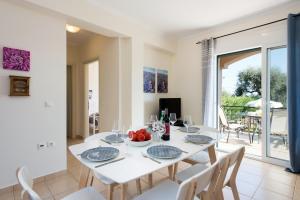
[169,113,177,126]
[183,115,193,133]
[149,114,158,128]
[150,114,158,123]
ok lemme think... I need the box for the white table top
[68,126,218,184]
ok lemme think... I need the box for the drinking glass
[112,120,120,137]
[121,127,130,155]
[183,115,193,133]
[169,113,177,126]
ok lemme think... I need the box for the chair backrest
[193,161,220,196]
[176,161,220,200]
[213,156,230,197]
[16,167,41,200]
[224,146,245,185]
[175,176,196,200]
[219,107,229,127]
[270,109,288,134]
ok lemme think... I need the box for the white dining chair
[175,147,245,200]
[133,161,220,200]
[84,133,142,199]
[16,166,105,200]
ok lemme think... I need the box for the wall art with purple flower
[3,47,30,71]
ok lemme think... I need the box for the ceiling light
[66,24,80,33]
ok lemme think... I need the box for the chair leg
[226,130,230,143]
[89,175,94,186]
[136,178,142,194]
[248,132,252,144]
[229,181,240,200]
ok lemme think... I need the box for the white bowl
[128,139,152,147]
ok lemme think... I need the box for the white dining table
[68,126,218,200]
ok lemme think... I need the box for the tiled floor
[1,138,299,200]
[218,131,289,160]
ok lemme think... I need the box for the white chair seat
[134,180,179,200]
[176,163,208,182]
[188,151,210,164]
[93,171,115,184]
[228,124,244,130]
[62,187,105,200]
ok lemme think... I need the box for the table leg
[120,183,128,200]
[136,178,142,194]
[173,162,178,181]
[168,165,173,179]
[148,174,153,188]
[79,165,90,189]
[208,145,217,164]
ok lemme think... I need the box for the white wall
[144,45,174,123]
[173,1,300,125]
[20,0,177,129]
[0,1,66,188]
[67,34,120,137]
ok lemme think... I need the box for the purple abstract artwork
[3,47,30,71]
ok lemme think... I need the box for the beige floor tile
[223,188,251,200]
[46,173,78,195]
[237,171,263,187]
[14,181,52,200]
[259,179,294,198]
[68,165,82,182]
[53,186,78,200]
[294,188,300,200]
[253,187,292,200]
[235,179,259,197]
[264,171,296,186]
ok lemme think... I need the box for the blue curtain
[288,13,300,173]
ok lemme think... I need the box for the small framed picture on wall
[157,69,168,93]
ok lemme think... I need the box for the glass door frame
[216,43,290,168]
[263,44,290,167]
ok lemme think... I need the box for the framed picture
[3,47,30,71]
[143,67,156,93]
[157,69,168,93]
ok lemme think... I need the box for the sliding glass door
[216,45,289,166]
[266,46,289,161]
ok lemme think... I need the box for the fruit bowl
[128,129,152,147]
[128,139,152,147]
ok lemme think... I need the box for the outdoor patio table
[69,126,218,200]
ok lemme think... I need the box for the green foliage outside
[221,66,287,121]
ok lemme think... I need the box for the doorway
[86,60,100,135]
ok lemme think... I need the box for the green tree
[235,68,261,97]
[234,67,287,106]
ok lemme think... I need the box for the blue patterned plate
[185,135,213,144]
[179,127,200,133]
[105,134,124,143]
[147,145,182,159]
[81,147,119,162]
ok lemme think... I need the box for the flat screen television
[159,98,181,118]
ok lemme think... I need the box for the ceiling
[67,29,98,46]
[88,0,291,36]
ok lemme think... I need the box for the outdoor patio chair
[270,109,288,146]
[219,107,246,143]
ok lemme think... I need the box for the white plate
[128,139,152,147]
